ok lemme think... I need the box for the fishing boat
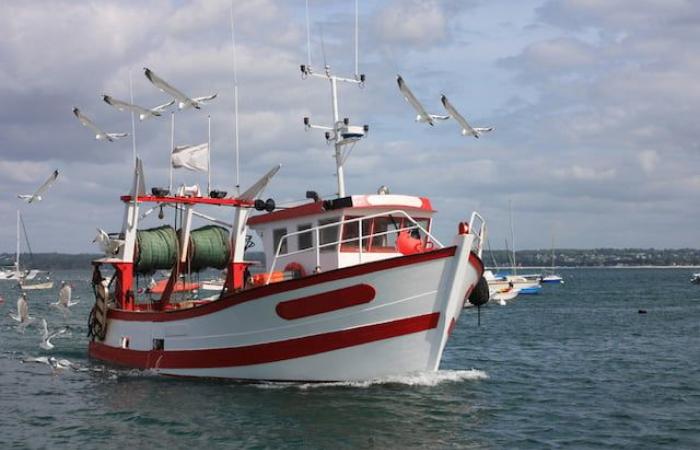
[691,273,700,284]
[86,10,488,381]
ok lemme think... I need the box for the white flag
[171,143,209,172]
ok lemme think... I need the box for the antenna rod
[169,112,174,192]
[207,114,212,195]
[230,2,240,194]
[129,69,137,165]
[305,0,312,68]
[354,0,359,77]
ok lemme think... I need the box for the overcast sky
[1,0,699,254]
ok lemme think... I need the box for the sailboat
[14,210,53,290]
[540,231,563,284]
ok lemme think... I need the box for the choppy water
[1,268,699,449]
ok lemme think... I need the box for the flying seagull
[396,75,449,126]
[72,108,128,142]
[440,95,494,138]
[50,281,79,317]
[143,68,217,110]
[17,170,59,203]
[39,318,69,350]
[8,293,34,332]
[102,95,175,121]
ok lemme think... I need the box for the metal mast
[300,0,367,198]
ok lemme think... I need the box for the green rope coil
[186,225,231,271]
[135,226,178,274]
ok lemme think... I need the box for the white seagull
[93,228,124,256]
[50,281,79,317]
[397,75,449,126]
[144,68,217,110]
[39,318,69,350]
[440,95,494,138]
[102,95,175,121]
[8,293,34,332]
[72,107,129,142]
[17,170,59,203]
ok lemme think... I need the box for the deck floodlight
[306,190,320,202]
[343,117,349,125]
[254,199,266,211]
[264,198,276,212]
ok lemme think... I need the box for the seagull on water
[39,318,69,350]
[102,95,175,121]
[17,170,59,203]
[440,95,494,138]
[22,355,75,371]
[144,68,217,110]
[397,75,449,126]
[8,293,34,332]
[72,107,128,142]
[50,281,79,317]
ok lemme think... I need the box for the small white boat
[20,279,54,291]
[541,274,564,284]
[490,286,520,303]
[691,273,700,285]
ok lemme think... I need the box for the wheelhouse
[247,193,440,278]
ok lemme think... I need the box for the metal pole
[169,112,174,193]
[15,209,20,273]
[330,76,345,197]
[207,114,212,195]
[354,0,359,77]
[231,3,240,195]
[129,69,136,165]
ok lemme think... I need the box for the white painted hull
[90,234,482,381]
[490,288,519,302]
[20,281,54,290]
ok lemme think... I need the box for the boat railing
[468,211,487,258]
[266,209,444,284]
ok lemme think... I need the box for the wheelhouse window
[273,227,288,254]
[319,217,340,252]
[297,223,312,250]
[340,215,432,253]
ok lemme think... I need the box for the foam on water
[254,369,489,390]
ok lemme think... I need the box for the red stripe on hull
[276,284,375,320]
[89,312,440,370]
[108,246,457,322]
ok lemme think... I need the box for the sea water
[1,268,699,449]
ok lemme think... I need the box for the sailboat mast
[509,200,516,275]
[15,209,20,273]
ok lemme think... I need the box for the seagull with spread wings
[102,95,175,120]
[39,318,69,350]
[440,95,494,138]
[143,68,217,110]
[17,170,59,203]
[72,108,128,142]
[397,75,449,126]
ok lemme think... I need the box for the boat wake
[254,369,488,390]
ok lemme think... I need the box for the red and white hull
[89,233,483,381]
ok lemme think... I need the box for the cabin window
[273,228,288,254]
[340,216,370,251]
[297,224,313,250]
[339,216,432,253]
[319,217,339,252]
